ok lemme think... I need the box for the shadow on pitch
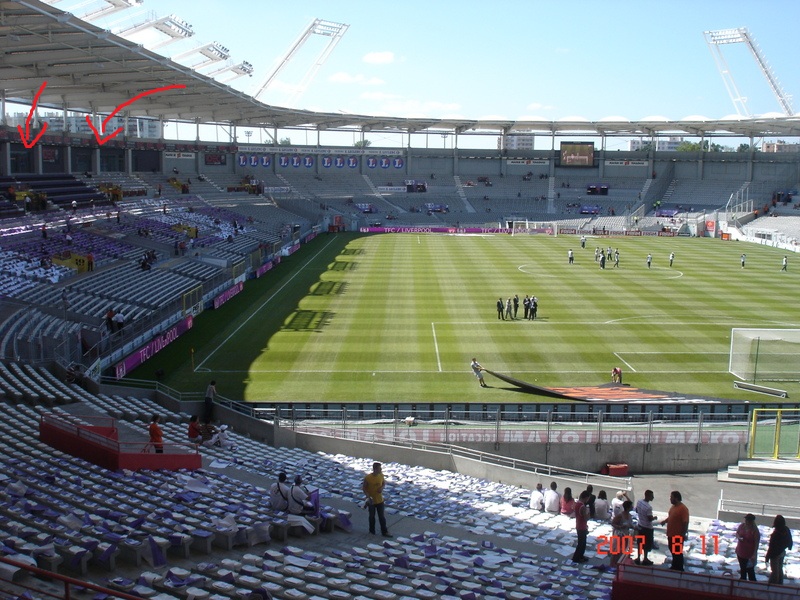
[282,309,335,332]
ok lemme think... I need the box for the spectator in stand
[765,514,793,584]
[113,310,125,332]
[204,380,217,422]
[148,414,164,454]
[634,490,657,566]
[572,490,591,563]
[187,415,202,444]
[610,500,634,567]
[198,418,218,446]
[611,490,630,517]
[660,491,690,572]
[583,485,597,518]
[594,490,611,520]
[560,487,576,517]
[104,308,115,333]
[288,475,314,515]
[269,473,291,512]
[543,481,561,513]
[735,513,760,581]
[529,483,545,511]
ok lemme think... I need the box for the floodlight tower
[81,0,144,22]
[704,27,794,116]
[207,61,255,84]
[172,42,230,70]
[119,12,194,49]
[253,18,349,105]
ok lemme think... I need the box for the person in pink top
[572,490,591,562]
[560,487,576,517]
[735,513,760,581]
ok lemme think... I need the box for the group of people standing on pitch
[496,294,538,320]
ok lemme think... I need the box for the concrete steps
[717,458,800,488]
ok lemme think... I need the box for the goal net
[510,220,557,236]
[729,328,800,382]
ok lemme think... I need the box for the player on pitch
[471,358,488,388]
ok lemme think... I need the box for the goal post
[730,328,800,383]
[510,220,557,236]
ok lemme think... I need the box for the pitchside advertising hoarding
[114,316,193,379]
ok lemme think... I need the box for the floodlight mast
[704,27,794,117]
[253,18,349,104]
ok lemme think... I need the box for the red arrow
[17,81,49,149]
[86,84,187,145]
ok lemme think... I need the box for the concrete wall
[277,430,745,475]
[445,441,745,474]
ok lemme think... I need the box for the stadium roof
[3,0,800,139]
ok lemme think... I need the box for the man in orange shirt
[660,490,689,571]
[149,414,164,454]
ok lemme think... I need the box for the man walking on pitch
[471,358,488,387]
[496,297,505,320]
[363,462,392,537]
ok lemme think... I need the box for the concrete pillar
[2,142,10,175]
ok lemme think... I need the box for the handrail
[0,555,143,600]
[717,490,800,519]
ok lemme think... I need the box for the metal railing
[280,407,750,448]
[717,490,800,521]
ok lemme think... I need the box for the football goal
[729,328,800,383]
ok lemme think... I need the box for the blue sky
[80,0,798,118]
[50,1,800,146]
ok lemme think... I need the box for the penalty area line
[431,322,442,372]
[614,352,637,372]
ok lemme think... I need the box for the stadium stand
[0,379,798,597]
[2,3,800,598]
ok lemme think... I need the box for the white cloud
[526,102,555,111]
[362,51,395,65]
[327,72,384,85]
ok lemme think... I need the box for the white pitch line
[431,322,442,372]
[614,352,637,372]
[207,368,732,374]
[195,235,340,371]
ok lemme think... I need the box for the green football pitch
[141,232,800,404]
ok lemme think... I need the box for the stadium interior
[1,1,800,599]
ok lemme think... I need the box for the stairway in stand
[718,458,800,488]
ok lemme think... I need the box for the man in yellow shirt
[362,462,391,537]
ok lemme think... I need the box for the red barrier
[612,560,800,599]
[39,413,201,471]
